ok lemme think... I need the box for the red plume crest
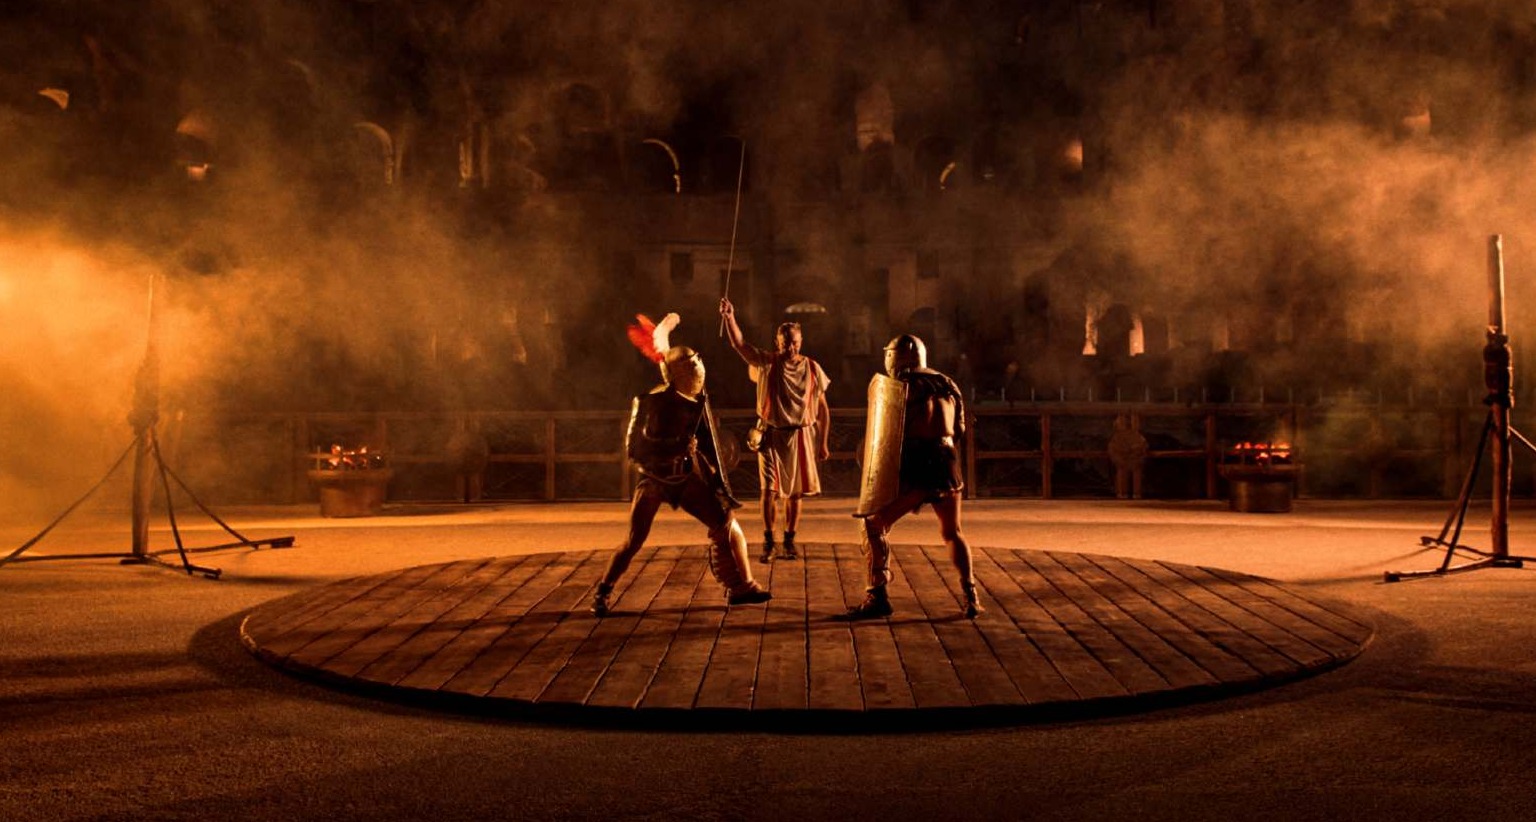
[625,312,679,364]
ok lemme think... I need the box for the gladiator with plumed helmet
[589,313,771,617]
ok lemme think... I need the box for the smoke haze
[5,0,1536,517]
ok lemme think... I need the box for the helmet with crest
[626,312,705,396]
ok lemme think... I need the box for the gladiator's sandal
[841,585,893,620]
[759,531,775,564]
[590,582,614,617]
[782,531,799,560]
[962,583,984,619]
[727,583,773,606]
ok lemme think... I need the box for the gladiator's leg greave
[861,516,894,591]
[707,519,757,596]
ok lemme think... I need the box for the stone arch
[175,109,218,181]
[1095,303,1136,361]
[350,121,396,186]
[854,83,895,151]
[548,81,621,190]
[37,88,70,111]
[634,138,682,193]
[914,134,959,192]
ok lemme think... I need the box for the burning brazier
[308,445,392,517]
[1220,441,1296,513]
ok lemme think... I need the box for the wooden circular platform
[239,544,1372,725]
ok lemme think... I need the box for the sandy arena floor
[4,497,1536,821]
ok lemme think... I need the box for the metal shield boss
[855,373,907,518]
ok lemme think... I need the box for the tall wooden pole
[129,274,160,558]
[1487,235,1512,559]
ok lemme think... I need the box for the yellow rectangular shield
[854,373,907,518]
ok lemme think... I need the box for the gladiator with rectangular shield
[844,334,981,620]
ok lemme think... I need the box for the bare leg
[760,488,778,535]
[602,489,663,588]
[931,492,982,617]
[783,495,802,559]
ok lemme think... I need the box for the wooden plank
[1207,568,1374,645]
[1015,551,1179,694]
[532,549,682,705]
[1052,552,1238,685]
[973,549,1128,700]
[1193,566,1366,660]
[1148,561,1332,668]
[236,545,1376,718]
[882,547,974,709]
[358,553,559,686]
[1088,555,1292,679]
[260,562,473,660]
[245,565,419,647]
[834,542,916,710]
[442,549,612,697]
[397,551,591,692]
[751,549,811,711]
[323,557,517,678]
[638,559,729,710]
[942,548,1077,705]
[902,545,1024,707]
[694,556,775,710]
[283,560,494,670]
[801,544,864,712]
[586,548,710,708]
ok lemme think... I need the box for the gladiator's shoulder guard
[901,368,965,439]
[902,368,961,401]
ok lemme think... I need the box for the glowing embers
[1221,442,1297,513]
[310,445,391,518]
[1225,441,1294,470]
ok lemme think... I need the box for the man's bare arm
[816,394,831,460]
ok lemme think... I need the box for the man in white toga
[720,297,831,562]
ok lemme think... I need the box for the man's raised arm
[719,298,753,361]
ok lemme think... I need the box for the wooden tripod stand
[0,275,292,579]
[1387,235,1536,582]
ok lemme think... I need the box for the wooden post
[1488,234,1512,558]
[1204,412,1218,500]
[545,416,558,501]
[129,428,154,557]
[128,274,159,558]
[1041,412,1053,499]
